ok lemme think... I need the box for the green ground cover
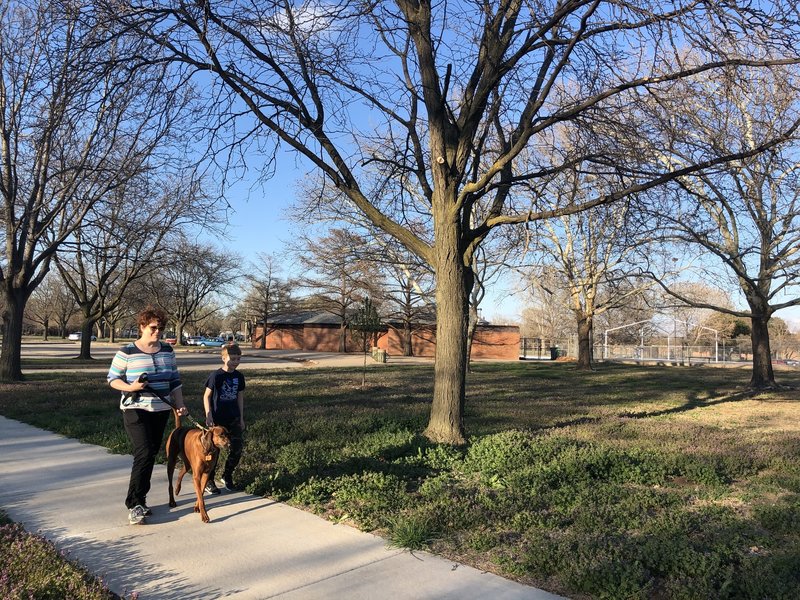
[0,510,128,599]
[1,362,799,599]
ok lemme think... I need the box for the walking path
[0,416,563,599]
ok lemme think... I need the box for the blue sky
[218,174,800,331]
[214,155,800,333]
[215,153,526,324]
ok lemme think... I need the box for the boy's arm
[203,387,214,426]
[237,391,245,430]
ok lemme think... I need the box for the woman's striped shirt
[107,342,183,412]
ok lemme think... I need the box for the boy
[203,343,246,493]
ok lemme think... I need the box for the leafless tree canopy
[148,239,241,344]
[55,174,220,357]
[0,0,199,379]
[640,66,800,388]
[103,0,800,441]
[290,228,383,351]
[241,252,295,349]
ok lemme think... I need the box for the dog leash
[135,373,209,431]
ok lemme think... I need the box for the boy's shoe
[221,477,239,492]
[205,481,221,495]
[142,505,153,516]
[128,505,147,525]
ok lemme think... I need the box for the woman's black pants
[123,408,170,509]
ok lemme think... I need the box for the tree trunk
[0,289,28,381]
[749,314,776,389]
[42,318,49,341]
[77,319,96,359]
[576,314,594,370]
[259,312,268,349]
[339,322,347,353]
[466,302,478,373]
[424,236,472,445]
[403,321,413,356]
[362,344,368,389]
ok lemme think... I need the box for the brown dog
[166,413,230,523]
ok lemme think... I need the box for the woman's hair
[137,306,168,330]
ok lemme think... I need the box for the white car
[68,332,97,341]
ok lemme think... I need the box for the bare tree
[108,0,800,441]
[294,229,382,352]
[653,283,732,343]
[191,300,226,338]
[51,278,79,339]
[104,303,131,344]
[148,240,240,344]
[24,274,70,340]
[55,175,218,358]
[376,243,435,357]
[522,268,574,344]
[766,318,798,362]
[338,230,435,357]
[243,253,295,349]
[106,275,154,340]
[528,168,661,369]
[297,174,513,363]
[294,177,436,356]
[0,0,193,380]
[465,242,516,369]
[644,67,800,389]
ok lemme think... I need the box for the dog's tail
[173,408,182,429]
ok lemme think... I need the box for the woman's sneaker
[222,477,239,492]
[128,505,147,525]
[205,481,221,495]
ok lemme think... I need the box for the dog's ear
[201,429,214,454]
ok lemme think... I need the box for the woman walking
[107,306,188,524]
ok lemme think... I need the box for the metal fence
[601,343,723,364]
[520,336,760,364]
[519,337,577,359]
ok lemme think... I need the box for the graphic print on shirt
[219,378,240,403]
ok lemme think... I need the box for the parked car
[165,337,178,345]
[198,337,225,347]
[185,336,203,346]
[68,332,97,341]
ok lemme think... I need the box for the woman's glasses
[148,325,163,333]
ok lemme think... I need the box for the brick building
[252,311,520,360]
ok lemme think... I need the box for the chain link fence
[519,335,799,365]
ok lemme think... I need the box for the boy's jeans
[215,419,243,482]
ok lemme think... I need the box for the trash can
[372,349,387,363]
[549,346,559,360]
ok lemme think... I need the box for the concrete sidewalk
[0,416,562,600]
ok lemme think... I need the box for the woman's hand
[175,405,189,417]
[128,380,147,393]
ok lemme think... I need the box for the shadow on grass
[538,415,602,431]
[618,389,757,419]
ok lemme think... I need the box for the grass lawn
[1,361,799,599]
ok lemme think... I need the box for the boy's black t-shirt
[205,368,246,422]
